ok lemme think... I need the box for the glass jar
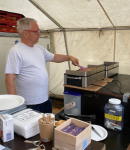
[104,98,124,131]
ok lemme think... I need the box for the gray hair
[17,18,36,33]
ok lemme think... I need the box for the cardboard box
[54,118,91,150]
[0,114,14,142]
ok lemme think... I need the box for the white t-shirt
[5,42,54,105]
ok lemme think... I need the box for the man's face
[24,21,40,45]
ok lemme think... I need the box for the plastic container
[64,91,81,116]
[104,98,124,131]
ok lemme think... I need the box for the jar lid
[109,98,121,105]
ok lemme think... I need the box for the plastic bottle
[104,98,124,131]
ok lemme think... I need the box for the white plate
[91,124,108,141]
[0,95,25,111]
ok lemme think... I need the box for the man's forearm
[5,74,16,94]
[6,84,16,94]
[52,54,71,63]
[52,54,79,66]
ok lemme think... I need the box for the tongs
[24,140,41,146]
[24,140,46,150]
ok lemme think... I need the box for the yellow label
[105,113,122,121]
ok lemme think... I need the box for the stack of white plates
[0,95,25,111]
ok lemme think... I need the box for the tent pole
[113,30,116,62]
[63,31,71,69]
[97,0,116,62]
[29,0,62,28]
[97,0,114,27]
[41,26,130,33]
[29,0,71,70]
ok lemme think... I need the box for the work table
[1,74,130,150]
[0,109,130,150]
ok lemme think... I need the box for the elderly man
[5,18,79,113]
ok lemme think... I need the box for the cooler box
[64,91,81,116]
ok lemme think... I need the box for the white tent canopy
[0,0,130,95]
[1,0,130,29]
[30,0,130,29]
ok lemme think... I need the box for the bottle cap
[109,98,121,105]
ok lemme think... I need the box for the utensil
[25,140,46,150]
[92,126,102,138]
[24,140,40,146]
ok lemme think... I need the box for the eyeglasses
[24,29,40,34]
